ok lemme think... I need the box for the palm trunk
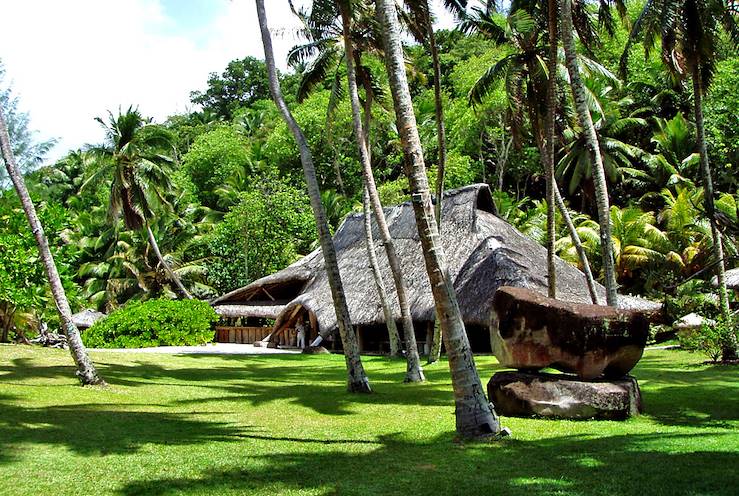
[363,186,401,356]
[0,107,105,386]
[545,0,558,298]
[426,5,447,364]
[340,4,424,382]
[377,0,500,437]
[361,71,402,358]
[560,0,618,306]
[526,61,599,305]
[145,223,192,300]
[554,187,600,304]
[256,0,371,392]
[692,70,736,360]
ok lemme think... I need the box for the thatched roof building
[213,184,657,350]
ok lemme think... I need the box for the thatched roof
[72,309,105,329]
[213,184,659,336]
[214,303,285,319]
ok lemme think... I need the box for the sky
[0,0,463,165]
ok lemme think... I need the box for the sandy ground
[90,343,300,355]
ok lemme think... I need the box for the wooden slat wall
[215,326,273,344]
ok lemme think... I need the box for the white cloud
[0,0,468,164]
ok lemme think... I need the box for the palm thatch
[212,184,659,339]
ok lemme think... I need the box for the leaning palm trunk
[692,70,736,360]
[339,4,424,382]
[377,0,500,437]
[0,108,105,386]
[425,2,447,365]
[560,0,618,306]
[360,72,402,357]
[256,0,371,392]
[145,223,192,299]
[544,0,558,298]
[362,185,402,356]
[553,188,600,303]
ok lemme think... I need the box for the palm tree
[556,84,651,202]
[0,107,105,386]
[376,0,500,437]
[338,0,424,381]
[84,107,192,300]
[402,0,469,364]
[290,1,403,358]
[464,4,600,303]
[560,0,619,306]
[621,0,738,357]
[256,0,371,393]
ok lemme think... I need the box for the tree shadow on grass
[0,395,251,465]
[117,430,739,496]
[633,360,739,428]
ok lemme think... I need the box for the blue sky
[0,0,462,164]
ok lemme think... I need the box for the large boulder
[488,371,642,420]
[490,287,649,380]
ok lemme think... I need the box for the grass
[0,345,737,496]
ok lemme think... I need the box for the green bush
[83,299,218,349]
[680,317,738,363]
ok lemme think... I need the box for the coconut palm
[256,0,371,393]
[464,4,601,303]
[556,84,651,202]
[83,107,192,300]
[621,0,738,356]
[376,0,500,437]
[560,0,619,306]
[0,106,105,386]
[338,0,424,380]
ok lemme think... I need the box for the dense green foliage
[82,299,217,349]
[0,346,737,495]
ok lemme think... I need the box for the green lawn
[0,345,737,496]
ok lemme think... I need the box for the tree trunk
[0,107,105,386]
[560,0,618,306]
[145,223,192,300]
[256,0,371,392]
[554,187,600,304]
[377,0,500,437]
[340,3,424,382]
[545,0,558,298]
[426,4,447,365]
[360,69,402,358]
[363,185,402,356]
[692,70,736,360]
[525,58,599,305]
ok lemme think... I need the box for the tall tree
[190,57,271,121]
[560,0,619,305]
[0,107,105,386]
[621,0,738,357]
[84,107,192,300]
[464,4,600,303]
[402,0,468,365]
[377,0,500,437]
[256,0,371,392]
[339,0,425,382]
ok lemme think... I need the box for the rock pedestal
[488,371,642,420]
[490,287,650,380]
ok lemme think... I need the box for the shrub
[83,299,218,349]
[680,317,738,363]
